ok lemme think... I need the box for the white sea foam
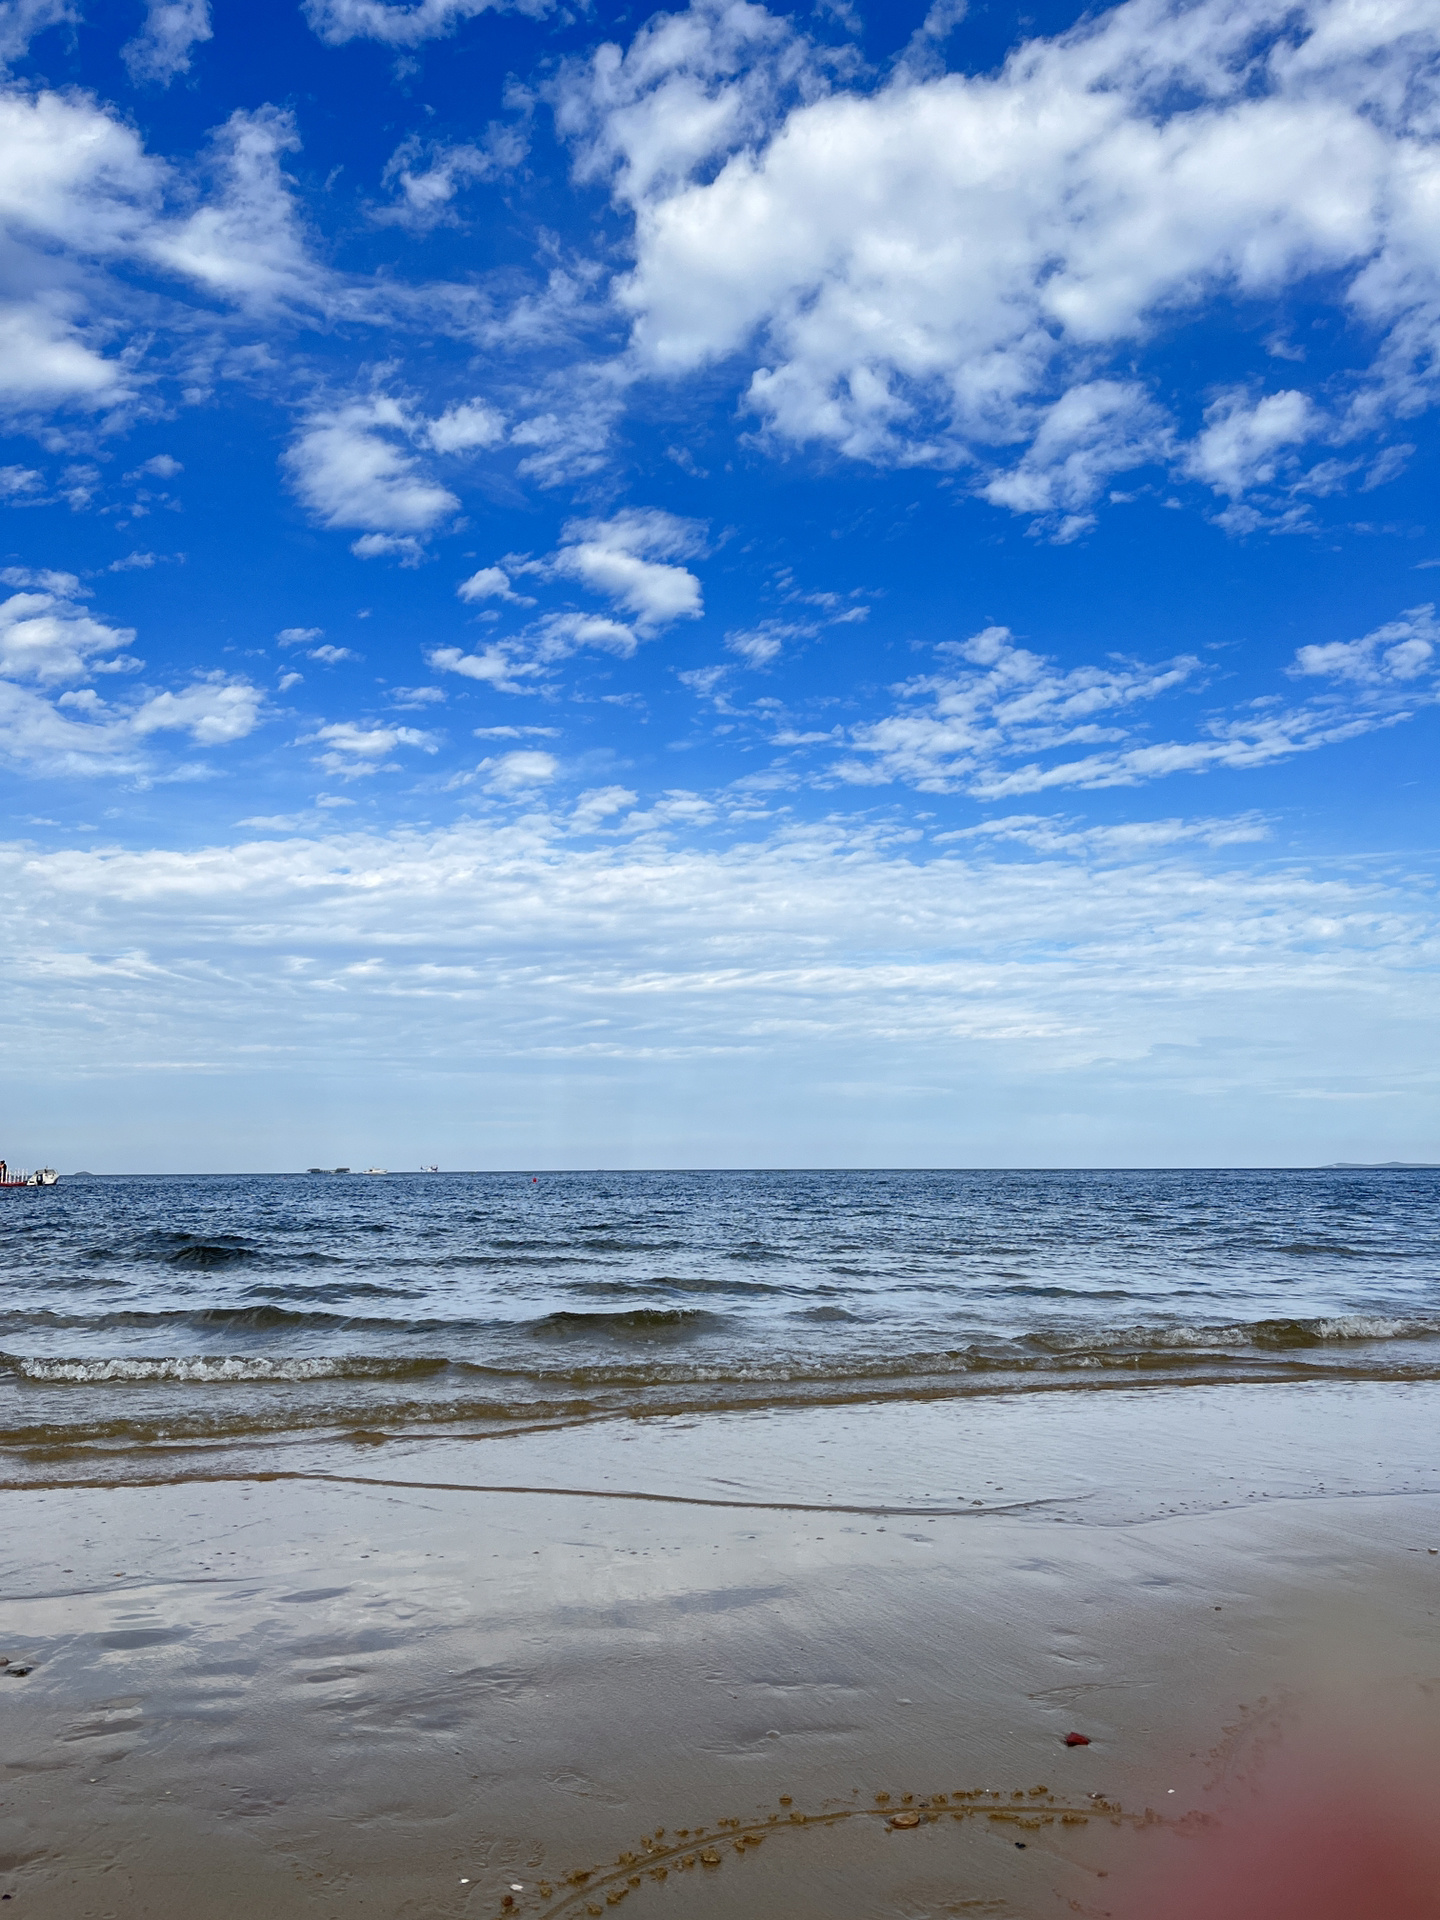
[8,1354,431,1384]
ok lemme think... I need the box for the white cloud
[479,748,558,790]
[0,668,263,774]
[284,395,459,544]
[303,0,550,48]
[0,302,125,407]
[0,463,41,495]
[0,574,138,682]
[834,624,1197,792]
[726,618,811,666]
[146,107,321,310]
[427,400,507,453]
[0,570,259,774]
[308,644,357,663]
[351,533,427,564]
[457,564,531,604]
[0,83,161,408]
[506,364,631,487]
[6,814,1438,1168]
[430,519,703,696]
[427,643,540,693]
[302,720,439,777]
[1292,605,1438,684]
[550,507,705,631]
[0,0,74,67]
[122,0,213,86]
[1185,388,1317,497]
[679,663,729,699]
[374,130,527,232]
[126,673,264,745]
[979,382,1170,534]
[571,782,636,829]
[554,0,1440,519]
[0,84,354,432]
[831,611,1440,798]
[529,611,643,659]
[554,0,824,206]
[277,626,323,646]
[936,811,1271,855]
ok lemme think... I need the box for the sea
[2,1168,1438,1489]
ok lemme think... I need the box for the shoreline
[3,1383,1438,1917]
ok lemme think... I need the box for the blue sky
[2,0,1439,1168]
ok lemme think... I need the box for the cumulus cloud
[302,720,439,776]
[427,643,540,693]
[979,382,1170,538]
[284,389,514,555]
[457,564,531,604]
[0,569,264,774]
[571,782,637,829]
[0,670,263,774]
[431,509,706,694]
[554,0,1440,520]
[1291,605,1438,684]
[1185,388,1318,498]
[284,396,460,547]
[0,88,161,409]
[126,673,264,745]
[304,0,550,48]
[0,571,138,682]
[351,532,427,563]
[0,85,349,429]
[426,400,506,453]
[549,507,705,631]
[428,607,655,696]
[479,748,558,790]
[148,107,323,310]
[122,0,213,86]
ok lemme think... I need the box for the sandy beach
[3,1381,1439,1919]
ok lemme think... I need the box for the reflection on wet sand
[2,1386,1438,1919]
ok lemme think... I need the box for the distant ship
[420,1164,439,1172]
[0,1161,57,1188]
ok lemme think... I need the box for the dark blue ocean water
[2,1168,1438,1480]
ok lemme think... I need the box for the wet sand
[2,1383,1439,1919]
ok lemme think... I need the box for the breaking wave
[3,1354,449,1385]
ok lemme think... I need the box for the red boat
[0,1161,57,1188]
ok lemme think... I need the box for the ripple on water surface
[1,1168,1438,1476]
